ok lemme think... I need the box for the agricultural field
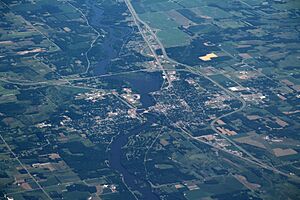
[0,0,300,200]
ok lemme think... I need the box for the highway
[123,0,299,180]
[124,0,173,88]
[1,0,297,183]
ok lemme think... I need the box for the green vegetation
[0,0,299,199]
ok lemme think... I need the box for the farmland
[0,0,300,200]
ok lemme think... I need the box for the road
[123,0,298,180]
[66,1,102,74]
[0,135,53,200]
[175,124,295,179]
[124,0,173,88]
[1,0,297,184]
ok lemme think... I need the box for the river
[108,114,160,200]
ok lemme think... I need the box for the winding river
[108,115,159,200]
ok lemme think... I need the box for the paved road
[0,135,53,200]
[124,0,173,88]
[123,0,298,180]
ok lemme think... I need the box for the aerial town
[0,0,299,200]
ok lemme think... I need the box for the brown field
[216,127,237,136]
[274,117,289,127]
[216,119,226,125]
[246,115,261,120]
[49,153,60,160]
[273,148,297,157]
[238,53,252,59]
[160,138,169,146]
[234,174,260,191]
[17,48,44,55]
[234,136,266,149]
[20,182,32,190]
